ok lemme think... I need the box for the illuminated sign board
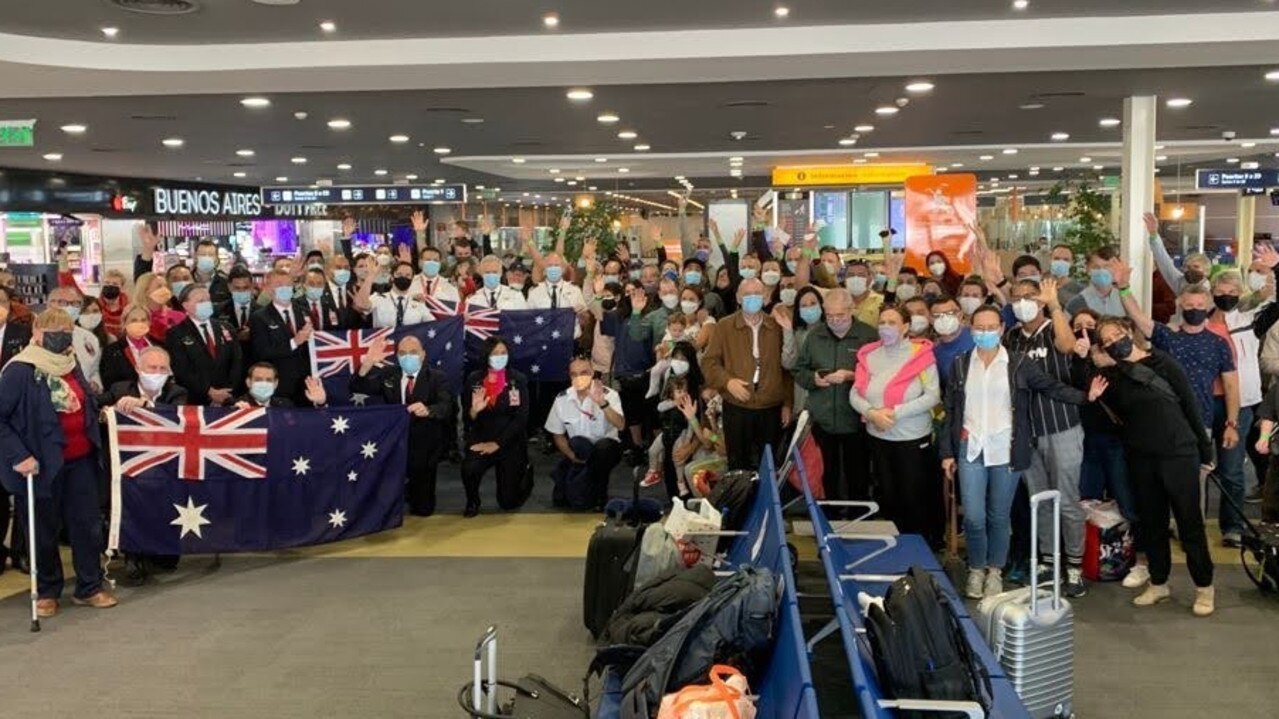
[1196,169,1279,190]
[262,184,466,206]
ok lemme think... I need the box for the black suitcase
[583,469,652,638]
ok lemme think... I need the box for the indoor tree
[1046,181,1117,263]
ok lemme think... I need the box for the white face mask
[958,296,983,316]
[661,294,680,310]
[779,288,798,306]
[1249,271,1268,293]
[929,262,947,277]
[895,283,918,301]
[909,315,930,335]
[761,270,781,286]
[670,359,690,376]
[77,313,103,331]
[1013,298,1041,323]
[680,300,699,315]
[933,314,961,336]
[845,276,868,296]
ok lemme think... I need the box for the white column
[1237,194,1257,265]
[1121,95,1157,309]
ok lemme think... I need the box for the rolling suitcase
[977,490,1074,719]
[583,470,651,638]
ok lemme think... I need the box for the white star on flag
[531,364,541,374]
[347,471,358,482]
[171,497,212,539]
[292,457,311,476]
[328,509,348,529]
[445,341,453,351]
[427,328,437,339]
[551,330,561,339]
[331,416,350,434]
[351,393,369,406]
[541,345,548,352]
[534,315,545,325]
[513,335,524,345]
[361,441,378,459]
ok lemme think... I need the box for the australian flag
[463,308,577,382]
[311,316,466,404]
[106,405,409,555]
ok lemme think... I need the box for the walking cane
[25,472,39,633]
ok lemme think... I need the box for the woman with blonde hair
[100,305,156,390]
[131,272,185,342]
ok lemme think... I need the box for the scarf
[483,369,508,408]
[13,344,79,413]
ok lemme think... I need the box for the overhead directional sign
[262,184,466,206]
[0,119,35,148]
[1196,168,1279,190]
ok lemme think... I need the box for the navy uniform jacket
[464,369,529,447]
[0,362,102,497]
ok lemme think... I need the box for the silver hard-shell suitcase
[977,490,1074,718]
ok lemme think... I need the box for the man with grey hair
[101,345,189,411]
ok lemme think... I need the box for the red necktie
[311,301,321,328]
[405,375,416,403]
[283,309,295,335]
[203,323,217,357]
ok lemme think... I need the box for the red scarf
[483,369,507,408]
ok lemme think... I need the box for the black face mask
[101,285,121,301]
[600,298,617,311]
[1182,308,1209,327]
[42,331,73,355]
[1184,269,1206,286]
[1106,336,1134,361]
[392,276,413,292]
[1085,329,1100,346]
[1213,294,1240,313]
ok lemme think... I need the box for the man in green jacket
[794,289,877,504]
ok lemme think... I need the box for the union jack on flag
[310,328,395,379]
[112,405,269,480]
[421,295,461,318]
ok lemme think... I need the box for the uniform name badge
[509,389,521,407]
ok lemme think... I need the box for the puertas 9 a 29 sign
[153,187,264,216]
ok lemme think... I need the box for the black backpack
[864,566,990,718]
[707,471,758,549]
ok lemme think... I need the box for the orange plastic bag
[656,664,757,719]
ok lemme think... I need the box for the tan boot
[1193,586,1215,617]
[35,599,59,618]
[1133,583,1171,607]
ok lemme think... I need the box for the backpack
[601,564,717,647]
[864,566,990,718]
[616,566,778,719]
[553,459,597,511]
[706,471,758,550]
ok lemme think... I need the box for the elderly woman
[101,305,156,391]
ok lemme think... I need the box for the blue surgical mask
[740,268,758,280]
[1089,268,1113,288]
[196,256,217,274]
[545,266,564,283]
[398,353,423,376]
[684,271,703,286]
[603,274,619,286]
[695,250,710,263]
[193,301,214,322]
[250,381,276,402]
[629,269,641,280]
[333,269,351,286]
[305,286,325,302]
[873,273,888,288]
[741,294,765,314]
[786,260,798,274]
[799,305,822,325]
[170,281,190,298]
[421,260,441,277]
[488,353,509,371]
[273,285,294,304]
[483,272,501,290]
[61,305,81,322]
[663,270,679,282]
[308,263,324,272]
[1050,259,1071,278]
[972,329,1002,350]
[232,290,253,306]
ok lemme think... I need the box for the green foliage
[1046,182,1117,261]
[560,201,623,262]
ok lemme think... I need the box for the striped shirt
[1002,320,1080,436]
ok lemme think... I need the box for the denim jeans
[1213,399,1253,537]
[957,442,1021,570]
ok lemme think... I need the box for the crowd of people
[0,204,1273,621]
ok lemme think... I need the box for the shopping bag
[664,499,723,568]
[656,664,757,719]
[1081,500,1134,582]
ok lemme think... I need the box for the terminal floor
[0,453,1275,718]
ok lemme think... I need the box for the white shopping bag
[664,499,723,568]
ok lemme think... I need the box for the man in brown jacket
[702,277,792,470]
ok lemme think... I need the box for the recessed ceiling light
[101,27,119,38]
[854,124,875,133]
[337,163,352,170]
[162,138,184,148]
[238,96,271,110]
[1242,161,1260,170]
[374,169,388,176]
[1052,166,1064,171]
[1226,157,1241,164]
[566,88,594,101]
[461,118,484,124]
[275,176,288,182]
[1156,155,1168,161]
[853,159,867,164]
[1266,70,1279,82]
[320,21,337,33]
[1019,103,1045,111]
[549,168,561,174]
[951,162,964,168]
[1079,156,1092,162]
[293,111,308,120]
[1093,165,1104,170]
[618,130,638,140]
[838,137,858,146]
[292,156,308,164]
[1242,141,1257,148]
[1166,97,1193,108]
[1013,0,1029,9]
[544,13,560,28]
[1008,174,1020,179]
[730,169,743,176]
[875,106,899,116]
[865,152,880,158]
[979,155,994,161]
[588,186,598,191]
[42,153,62,161]
[594,157,608,163]
[730,160,744,166]
[597,113,620,124]
[512,157,526,164]
[1099,118,1121,127]
[60,124,87,134]
[574,176,586,181]
[434,178,446,184]
[405,174,419,180]
[433,147,451,155]
[905,81,934,93]
[675,176,685,181]
[618,167,630,173]
[389,134,410,143]
[554,177,566,183]
[1002,148,1019,155]
[236,149,255,157]
[1154,144,1166,150]
[1051,132,1070,141]
[327,118,352,130]
[567,180,579,186]
[633,144,651,151]
[233,172,247,178]
[774,6,790,18]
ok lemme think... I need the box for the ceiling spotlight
[633,144,651,151]
[875,106,899,116]
[320,21,337,33]
[979,155,994,161]
[42,153,62,162]
[1242,161,1261,170]
[241,97,271,108]
[101,27,119,38]
[905,81,934,93]
[1242,142,1257,148]
[566,88,594,101]
[597,113,620,124]
[236,149,255,157]
[1092,165,1104,170]
[554,177,566,183]
[1008,174,1020,179]
[1226,157,1241,164]
[575,176,586,181]
[1052,166,1064,171]
[854,124,875,133]
[389,134,410,143]
[433,147,451,154]
[1156,155,1168,161]
[461,117,484,124]
[291,156,308,164]
[327,118,352,130]
[567,181,578,186]
[950,162,964,168]
[617,167,630,173]
[374,169,388,176]
[618,130,638,140]
[549,168,561,174]
[293,111,308,120]
[774,6,790,18]
[1079,156,1092,162]
[1002,148,1019,155]
[1051,132,1070,141]
[60,124,87,134]
[588,186,598,191]
[1019,103,1045,110]
[838,137,858,146]
[864,152,880,158]
[337,163,352,170]
[275,176,288,182]
[544,13,560,28]
[233,172,247,178]
[434,178,446,184]
[162,138,184,148]
[406,174,419,180]
[1099,118,1121,127]
[512,157,526,164]
[1012,0,1029,9]
[1166,97,1193,108]
[594,157,608,163]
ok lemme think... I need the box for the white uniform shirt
[72,326,102,390]
[370,292,433,328]
[962,347,1013,467]
[544,386,624,442]
[467,284,529,311]
[415,274,460,305]
[527,280,585,338]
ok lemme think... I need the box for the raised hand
[1039,276,1061,309]
[885,249,905,278]
[676,393,698,420]
[478,215,496,236]
[1255,243,1279,270]
[471,386,488,415]
[1111,258,1133,288]
[362,340,391,370]
[1087,376,1109,402]
[771,303,792,330]
[732,228,747,250]
[631,287,648,313]
[1142,211,1159,237]
[397,243,412,264]
[1073,333,1091,358]
[139,224,160,254]
[304,376,328,406]
[589,379,607,407]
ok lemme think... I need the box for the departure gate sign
[1196,169,1279,190]
[262,184,466,206]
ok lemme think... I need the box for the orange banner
[904,173,978,274]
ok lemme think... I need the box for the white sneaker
[1193,586,1215,617]
[1122,563,1151,589]
[983,568,1003,597]
[1133,583,1171,607]
[966,568,986,599]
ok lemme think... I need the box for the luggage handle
[472,625,497,715]
[1029,489,1062,615]
[879,698,986,718]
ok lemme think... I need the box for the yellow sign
[771,163,933,187]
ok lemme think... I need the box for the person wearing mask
[957,279,988,319]
[901,297,932,339]
[360,262,432,329]
[101,306,154,391]
[414,246,460,305]
[675,287,717,351]
[467,255,529,310]
[78,296,110,385]
[930,295,975,385]
[603,283,657,462]
[1092,317,1217,615]
[249,270,314,405]
[840,260,884,327]
[795,289,877,504]
[851,305,942,541]
[1065,247,1124,317]
[0,286,30,572]
[1144,212,1214,298]
[48,287,103,394]
[759,257,784,310]
[0,309,117,616]
[546,357,626,510]
[924,251,963,297]
[702,278,792,470]
[323,253,360,329]
[777,287,824,417]
[293,268,338,332]
[1048,244,1085,309]
[527,252,587,442]
[631,277,680,350]
[96,269,130,340]
[219,266,258,346]
[681,258,726,318]
[462,338,531,518]
[887,265,921,304]
[236,363,327,409]
[352,336,452,517]
[813,247,844,289]
[191,239,231,306]
[165,285,243,407]
[133,272,186,343]
[165,265,195,312]
[133,221,163,281]
[506,261,532,299]
[372,246,395,294]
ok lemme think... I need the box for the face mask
[1106,336,1134,361]
[1050,259,1071,278]
[600,297,617,311]
[684,271,703,286]
[508,282,525,292]
[928,261,946,277]
[878,325,901,346]
[61,305,81,322]
[827,317,852,336]
[661,294,679,310]
[139,372,168,394]
[421,260,441,277]
[250,381,276,402]
[895,284,917,301]
[740,268,758,280]
[376,254,392,267]
[923,290,940,302]
[488,354,509,371]
[309,262,326,273]
[1013,298,1041,323]
[959,296,983,316]
[1182,307,1209,326]
[566,374,592,393]
[933,314,960,336]
[780,288,798,306]
[873,273,888,289]
[545,266,564,283]
[355,267,371,280]
[232,290,252,306]
[694,250,710,263]
[603,274,620,286]
[126,321,149,340]
[909,315,929,335]
[196,256,217,274]
[822,262,840,279]
[665,358,689,377]
[304,287,325,302]
[741,294,765,314]
[482,273,501,290]
[334,269,351,286]
[680,300,699,315]
[786,261,798,274]
[398,353,423,376]
[101,285,121,301]
[193,301,215,321]
[1022,274,1042,284]
[170,281,190,299]
[150,287,173,306]
[392,276,413,292]
[1250,271,1268,292]
[41,331,72,354]
[799,305,823,325]
[846,276,868,296]
[374,274,391,287]
[78,313,102,331]
[761,270,781,286]
[273,285,294,304]
[663,270,679,282]
[629,269,642,281]
[1184,268,1206,286]
[972,329,1001,350]
[1089,268,1113,288]
[1214,294,1240,312]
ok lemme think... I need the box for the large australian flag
[463,308,577,382]
[311,315,466,405]
[106,404,409,555]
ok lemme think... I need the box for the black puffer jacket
[601,565,716,647]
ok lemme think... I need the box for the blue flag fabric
[107,405,409,555]
[314,316,466,405]
[463,308,577,382]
